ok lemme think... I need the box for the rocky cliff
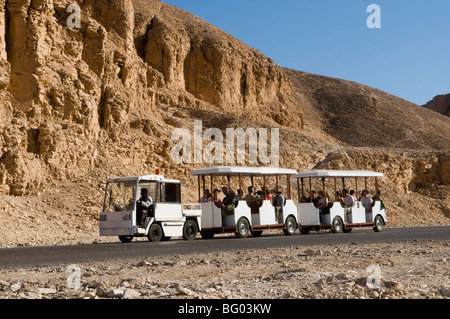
[424,94,450,118]
[0,0,449,246]
[0,0,303,196]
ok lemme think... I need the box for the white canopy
[190,166,298,177]
[294,170,384,179]
[106,175,180,184]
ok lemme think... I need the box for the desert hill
[424,94,450,118]
[285,69,450,150]
[0,0,448,247]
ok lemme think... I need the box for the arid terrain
[0,0,448,300]
[0,238,449,300]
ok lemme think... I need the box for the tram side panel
[348,202,366,224]
[201,202,221,229]
[200,202,250,229]
[282,200,298,224]
[201,200,289,230]
[328,203,344,225]
[297,203,320,226]
[297,202,344,226]
[253,200,276,226]
[226,202,251,227]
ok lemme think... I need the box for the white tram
[190,166,299,239]
[294,170,387,233]
[99,168,388,243]
[99,173,202,243]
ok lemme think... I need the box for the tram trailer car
[294,170,387,234]
[190,166,299,239]
[99,168,387,243]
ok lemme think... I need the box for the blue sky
[162,0,450,105]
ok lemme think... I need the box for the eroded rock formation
[0,0,305,195]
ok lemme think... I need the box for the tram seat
[246,199,263,214]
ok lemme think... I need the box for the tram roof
[294,170,384,179]
[106,175,180,183]
[190,166,298,177]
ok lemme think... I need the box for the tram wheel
[183,219,198,240]
[236,218,250,238]
[283,216,297,236]
[332,216,343,233]
[148,223,163,242]
[373,215,384,232]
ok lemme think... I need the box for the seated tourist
[271,188,285,222]
[316,190,329,224]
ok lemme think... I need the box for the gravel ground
[0,238,448,300]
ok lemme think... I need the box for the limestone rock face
[0,0,157,194]
[0,0,303,195]
[142,3,301,127]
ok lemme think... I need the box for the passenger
[221,186,229,199]
[316,190,329,224]
[317,191,328,210]
[212,189,223,208]
[300,195,308,203]
[357,191,363,201]
[307,191,319,207]
[200,189,211,203]
[350,190,357,202]
[136,188,153,226]
[245,186,257,203]
[360,189,373,213]
[272,188,285,222]
[222,186,236,197]
[245,186,261,214]
[222,186,238,215]
[340,189,355,218]
[261,187,273,201]
[372,191,385,210]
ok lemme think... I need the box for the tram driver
[136,188,153,226]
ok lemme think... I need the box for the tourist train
[99,166,387,243]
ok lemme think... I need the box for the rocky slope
[0,0,449,249]
[424,94,450,118]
